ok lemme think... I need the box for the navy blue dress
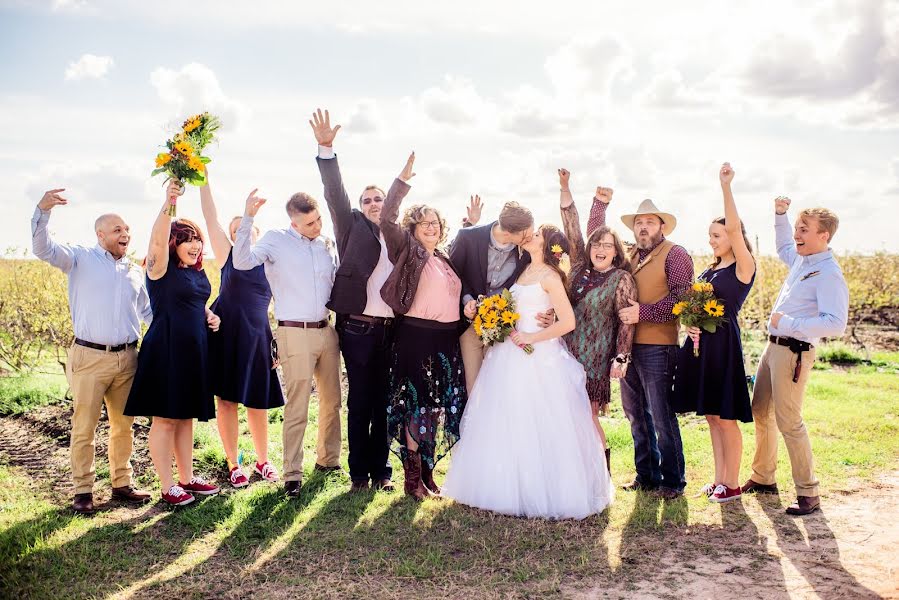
[208,250,284,410]
[125,261,216,421]
[671,262,755,422]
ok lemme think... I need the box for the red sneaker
[162,485,195,506]
[254,461,279,482]
[710,484,742,503]
[229,467,249,488]
[180,477,220,496]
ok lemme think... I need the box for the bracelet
[612,353,631,366]
[560,189,571,193]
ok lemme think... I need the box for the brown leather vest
[629,239,679,345]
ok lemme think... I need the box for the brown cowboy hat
[620,199,677,235]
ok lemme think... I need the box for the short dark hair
[168,218,205,271]
[358,185,385,205]
[498,201,533,234]
[286,193,319,216]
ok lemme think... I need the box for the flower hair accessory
[550,244,564,260]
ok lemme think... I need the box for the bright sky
[2,0,897,260]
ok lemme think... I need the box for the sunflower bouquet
[672,280,726,357]
[151,112,221,216]
[472,289,533,354]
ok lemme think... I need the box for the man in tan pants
[234,189,342,497]
[743,197,848,516]
[31,188,153,514]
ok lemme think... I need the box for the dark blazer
[379,179,462,315]
[448,221,529,303]
[317,156,384,315]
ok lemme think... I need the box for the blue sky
[2,0,897,259]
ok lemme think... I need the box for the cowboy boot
[421,460,441,496]
[402,450,430,502]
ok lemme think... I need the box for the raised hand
[558,168,571,191]
[166,180,184,202]
[719,162,735,186]
[244,188,267,217]
[774,195,791,216]
[464,194,483,226]
[595,186,613,204]
[309,108,341,147]
[38,188,68,211]
[399,152,416,182]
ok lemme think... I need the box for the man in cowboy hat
[613,198,693,499]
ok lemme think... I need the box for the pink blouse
[406,255,461,323]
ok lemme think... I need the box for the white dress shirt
[768,213,849,345]
[30,206,152,345]
[232,217,338,322]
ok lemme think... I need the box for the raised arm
[232,190,271,271]
[199,169,233,267]
[147,181,182,280]
[379,152,415,262]
[462,194,482,228]
[31,188,76,273]
[586,187,611,236]
[719,163,755,284]
[774,196,797,266]
[558,168,586,267]
[310,108,353,244]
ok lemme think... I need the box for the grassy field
[0,351,897,599]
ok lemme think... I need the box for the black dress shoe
[786,495,820,516]
[284,480,302,498]
[741,479,779,495]
[621,479,657,492]
[73,493,95,514]
[314,464,342,474]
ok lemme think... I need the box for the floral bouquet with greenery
[151,112,221,216]
[672,280,726,357]
[473,289,533,354]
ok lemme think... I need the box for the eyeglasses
[362,196,384,206]
[590,242,616,251]
[418,220,441,230]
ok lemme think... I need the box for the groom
[449,201,534,393]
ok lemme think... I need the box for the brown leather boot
[604,448,611,477]
[402,451,431,501]
[421,460,441,496]
[785,495,820,516]
[112,486,152,503]
[72,493,95,514]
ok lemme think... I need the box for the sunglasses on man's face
[362,196,384,206]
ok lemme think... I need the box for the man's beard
[635,230,663,250]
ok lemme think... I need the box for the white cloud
[418,76,494,126]
[544,36,634,101]
[150,63,246,131]
[345,99,382,134]
[64,54,114,81]
[52,0,90,11]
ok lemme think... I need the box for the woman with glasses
[558,168,637,475]
[379,153,467,501]
[199,170,284,489]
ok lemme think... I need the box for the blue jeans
[620,343,686,491]
[337,316,393,483]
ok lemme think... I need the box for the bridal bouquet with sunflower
[472,289,533,354]
[672,281,726,357]
[151,112,221,216]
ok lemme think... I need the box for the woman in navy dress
[200,172,284,489]
[126,181,222,506]
[672,163,756,504]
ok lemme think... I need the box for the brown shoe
[349,480,370,493]
[786,495,820,516]
[741,479,779,495]
[72,493,95,514]
[314,463,342,474]
[402,451,432,502]
[112,486,152,503]
[372,478,396,492]
[621,479,656,492]
[421,461,441,496]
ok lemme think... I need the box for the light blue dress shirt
[30,206,152,345]
[232,217,337,322]
[767,213,849,345]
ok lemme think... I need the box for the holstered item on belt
[769,335,813,383]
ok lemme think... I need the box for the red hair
[168,218,205,271]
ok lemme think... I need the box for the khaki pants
[459,325,486,394]
[66,344,138,494]
[276,325,342,482]
[750,342,819,496]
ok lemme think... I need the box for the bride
[442,224,613,520]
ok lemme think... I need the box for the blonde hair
[798,207,839,242]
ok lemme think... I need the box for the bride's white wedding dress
[443,282,613,520]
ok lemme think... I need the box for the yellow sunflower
[692,282,704,292]
[155,152,172,168]
[188,154,205,171]
[672,301,687,316]
[183,116,202,133]
[494,297,508,310]
[473,315,483,337]
[500,310,516,325]
[482,296,495,310]
[174,140,193,155]
[551,244,563,254]
[703,299,724,317]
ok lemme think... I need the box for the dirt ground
[1,404,897,600]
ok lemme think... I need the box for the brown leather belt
[75,338,138,353]
[278,319,329,329]
[348,314,393,325]
[769,335,813,382]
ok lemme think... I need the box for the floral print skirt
[387,316,467,468]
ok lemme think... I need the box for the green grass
[0,372,67,416]
[0,367,897,598]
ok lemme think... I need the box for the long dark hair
[710,217,754,268]
[538,224,571,292]
[583,225,632,273]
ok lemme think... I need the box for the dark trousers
[619,343,686,491]
[337,316,393,483]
